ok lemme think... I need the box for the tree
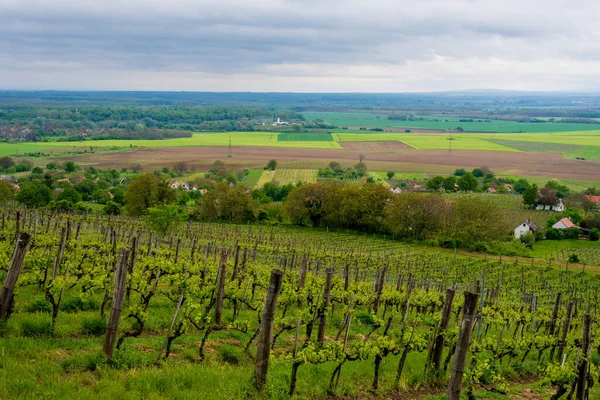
[457,172,478,192]
[196,182,256,223]
[130,163,143,173]
[173,162,188,175]
[522,184,539,208]
[16,180,52,207]
[442,176,457,192]
[444,196,509,246]
[454,168,467,177]
[123,173,171,216]
[284,181,340,227]
[426,176,444,192]
[538,188,558,206]
[57,187,82,204]
[0,180,15,203]
[354,162,367,175]
[584,187,597,196]
[545,180,569,198]
[332,183,391,232]
[46,162,57,170]
[0,157,15,170]
[64,161,78,173]
[266,159,278,170]
[472,168,484,178]
[384,193,447,240]
[590,228,600,242]
[103,201,122,216]
[386,171,395,180]
[513,179,530,194]
[145,205,188,235]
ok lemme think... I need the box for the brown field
[57,146,600,181]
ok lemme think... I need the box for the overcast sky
[1,0,599,92]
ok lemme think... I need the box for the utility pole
[228,136,232,158]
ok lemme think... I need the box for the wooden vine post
[215,247,228,325]
[430,288,456,374]
[448,291,479,400]
[576,313,592,400]
[103,247,130,359]
[317,268,334,346]
[254,269,283,390]
[0,232,31,320]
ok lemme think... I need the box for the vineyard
[0,209,599,399]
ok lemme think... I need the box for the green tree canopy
[16,180,52,207]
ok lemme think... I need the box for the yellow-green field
[256,169,318,187]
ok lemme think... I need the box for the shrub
[21,316,53,337]
[590,228,600,242]
[545,228,561,240]
[519,233,535,249]
[217,345,242,365]
[60,298,98,313]
[355,311,376,326]
[81,317,107,336]
[568,254,580,263]
[24,298,52,313]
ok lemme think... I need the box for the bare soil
[340,141,413,150]
[57,146,600,181]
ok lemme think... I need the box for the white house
[515,220,537,238]
[552,217,576,230]
[171,181,180,189]
[389,187,402,194]
[535,198,564,212]
[181,181,190,190]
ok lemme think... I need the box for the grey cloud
[0,0,599,90]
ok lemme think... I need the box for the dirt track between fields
[57,146,600,181]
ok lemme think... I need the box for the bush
[21,316,53,337]
[519,232,535,249]
[217,345,242,365]
[568,254,580,263]
[60,298,98,313]
[81,317,107,336]
[590,228,600,242]
[355,311,376,326]
[545,228,561,240]
[24,298,52,313]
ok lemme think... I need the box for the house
[11,183,19,191]
[535,198,564,212]
[56,178,72,185]
[171,181,180,189]
[515,219,537,238]
[199,189,208,195]
[552,217,576,230]
[389,187,402,194]
[412,184,425,192]
[0,175,17,184]
[486,187,496,194]
[504,184,512,192]
[119,177,129,185]
[272,117,290,126]
[585,195,600,207]
[181,182,190,190]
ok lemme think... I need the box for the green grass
[530,240,600,259]
[239,169,263,188]
[302,111,600,132]
[277,132,334,141]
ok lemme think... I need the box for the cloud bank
[1,0,599,92]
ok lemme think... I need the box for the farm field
[303,111,600,132]
[531,240,600,264]
[239,169,263,188]
[277,132,334,141]
[254,169,318,186]
[255,170,276,187]
[1,211,599,399]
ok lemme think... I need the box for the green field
[485,139,583,153]
[277,132,334,141]
[0,132,342,155]
[255,169,318,186]
[398,136,520,151]
[303,111,600,133]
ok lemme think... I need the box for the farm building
[389,187,402,194]
[552,217,576,230]
[535,198,564,212]
[514,219,537,238]
[585,195,600,207]
[486,187,496,193]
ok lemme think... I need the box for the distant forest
[1,91,600,141]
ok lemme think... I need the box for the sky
[1,0,599,92]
